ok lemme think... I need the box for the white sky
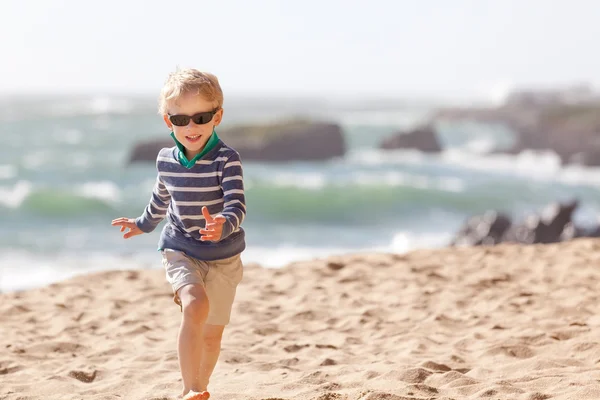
[1,0,599,100]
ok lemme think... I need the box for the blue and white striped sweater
[135,138,246,261]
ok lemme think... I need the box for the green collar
[170,130,220,168]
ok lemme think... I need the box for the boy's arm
[135,174,172,233]
[218,152,246,240]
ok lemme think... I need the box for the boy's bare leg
[197,324,225,390]
[177,284,210,398]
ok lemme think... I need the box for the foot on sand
[183,390,210,400]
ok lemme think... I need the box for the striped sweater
[135,133,246,261]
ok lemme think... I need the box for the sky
[1,0,600,101]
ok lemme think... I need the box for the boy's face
[163,91,223,158]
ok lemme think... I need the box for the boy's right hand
[111,217,144,239]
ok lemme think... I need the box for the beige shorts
[161,249,244,326]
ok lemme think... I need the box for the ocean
[1,94,600,292]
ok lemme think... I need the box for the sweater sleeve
[218,152,246,240]
[135,156,172,233]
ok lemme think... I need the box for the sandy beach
[2,238,600,400]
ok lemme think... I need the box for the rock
[504,200,579,244]
[379,125,442,153]
[522,105,600,166]
[127,119,345,164]
[128,139,170,165]
[540,200,579,238]
[450,210,512,247]
[432,98,600,167]
[449,199,597,247]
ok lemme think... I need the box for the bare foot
[183,390,210,400]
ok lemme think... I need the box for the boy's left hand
[199,206,227,241]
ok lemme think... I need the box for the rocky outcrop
[378,125,442,152]
[450,199,600,247]
[127,119,346,164]
[450,211,512,247]
[502,200,579,244]
[128,140,170,165]
[529,105,600,166]
[433,100,600,166]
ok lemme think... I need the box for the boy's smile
[184,133,203,144]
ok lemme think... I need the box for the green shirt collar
[170,130,220,168]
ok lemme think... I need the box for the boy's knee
[178,284,209,323]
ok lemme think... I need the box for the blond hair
[158,68,224,114]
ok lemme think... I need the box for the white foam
[440,149,600,186]
[262,169,465,193]
[347,147,600,188]
[0,181,32,208]
[354,171,465,192]
[0,247,340,291]
[441,148,563,178]
[557,164,600,186]
[437,119,517,152]
[77,181,121,203]
[388,231,453,253]
[270,171,327,190]
[0,251,158,293]
[347,148,427,166]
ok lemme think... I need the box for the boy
[111,68,246,400]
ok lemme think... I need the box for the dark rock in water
[217,120,345,162]
[450,199,600,247]
[504,200,579,244]
[535,105,600,167]
[379,125,442,153]
[542,199,580,239]
[128,139,171,166]
[450,210,512,247]
[127,119,346,164]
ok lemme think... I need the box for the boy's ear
[213,108,224,127]
[163,114,173,130]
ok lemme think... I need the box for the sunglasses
[168,108,220,127]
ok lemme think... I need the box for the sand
[2,238,600,400]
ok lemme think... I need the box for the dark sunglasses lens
[192,112,213,125]
[170,115,190,126]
